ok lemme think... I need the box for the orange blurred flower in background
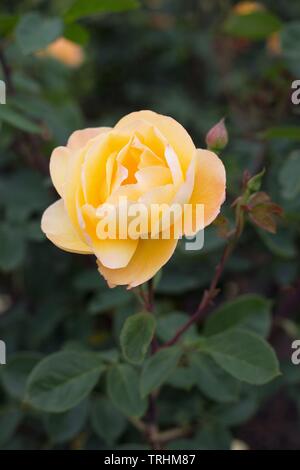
[233,1,265,15]
[37,37,84,68]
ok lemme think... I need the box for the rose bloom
[37,37,84,68]
[41,111,226,288]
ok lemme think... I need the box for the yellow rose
[37,37,84,68]
[41,111,226,288]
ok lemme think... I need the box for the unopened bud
[247,168,265,192]
[205,118,228,152]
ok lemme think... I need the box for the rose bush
[41,110,226,288]
[1,0,297,451]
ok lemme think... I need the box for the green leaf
[169,423,232,450]
[217,395,259,426]
[0,105,41,133]
[0,169,50,222]
[279,151,300,200]
[0,224,25,271]
[64,23,90,45]
[140,346,182,396]
[263,126,300,141]
[65,0,140,22]
[44,400,88,443]
[204,294,272,338]
[281,22,300,75]
[120,313,156,364]
[88,287,130,315]
[202,328,280,385]
[189,353,239,403]
[156,312,198,343]
[15,13,63,55]
[194,424,232,450]
[107,364,147,417]
[156,271,204,294]
[73,268,107,292]
[224,11,281,40]
[257,227,297,260]
[0,14,19,36]
[166,366,195,390]
[26,351,105,413]
[0,408,22,447]
[91,396,126,445]
[0,352,41,400]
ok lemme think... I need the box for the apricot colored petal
[49,146,70,197]
[139,184,176,205]
[185,149,226,235]
[115,110,196,173]
[97,237,178,288]
[104,184,142,206]
[111,162,128,193]
[93,238,138,269]
[135,166,172,191]
[173,152,196,205]
[67,127,111,151]
[138,146,164,169]
[41,199,92,254]
[82,133,130,206]
[164,145,183,186]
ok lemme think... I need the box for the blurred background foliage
[0,0,300,450]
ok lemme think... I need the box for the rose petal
[164,144,183,186]
[135,166,172,191]
[49,146,71,197]
[93,238,138,269]
[82,132,130,206]
[115,110,196,173]
[41,199,92,254]
[67,127,111,151]
[97,237,178,288]
[184,149,226,235]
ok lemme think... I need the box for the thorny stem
[129,418,192,444]
[160,198,246,349]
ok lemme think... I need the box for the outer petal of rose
[184,149,226,236]
[51,128,111,226]
[67,127,111,151]
[41,199,92,254]
[115,110,196,173]
[97,237,178,288]
[49,146,71,197]
[92,238,138,269]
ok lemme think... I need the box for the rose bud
[205,118,228,152]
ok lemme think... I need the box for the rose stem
[161,201,245,349]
